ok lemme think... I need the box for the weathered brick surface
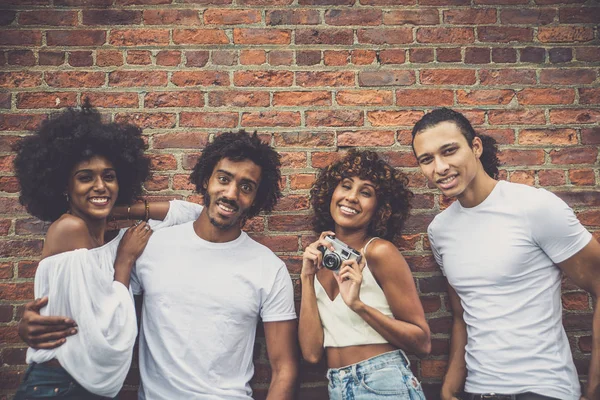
[1,2,598,398]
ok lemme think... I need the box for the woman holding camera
[12,103,201,399]
[299,149,430,399]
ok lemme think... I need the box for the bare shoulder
[364,238,407,273]
[44,214,94,257]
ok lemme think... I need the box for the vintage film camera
[319,235,362,272]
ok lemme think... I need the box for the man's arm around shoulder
[263,319,299,400]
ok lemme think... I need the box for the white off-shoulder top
[26,200,203,397]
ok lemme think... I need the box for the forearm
[112,201,171,221]
[266,363,297,400]
[353,302,430,355]
[585,297,600,399]
[441,317,468,398]
[113,255,135,287]
[298,274,325,363]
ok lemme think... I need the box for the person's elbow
[413,328,432,356]
[300,347,323,364]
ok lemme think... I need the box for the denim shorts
[13,363,116,399]
[326,350,426,399]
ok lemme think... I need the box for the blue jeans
[13,363,116,399]
[327,350,426,399]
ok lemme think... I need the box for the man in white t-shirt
[18,130,298,400]
[411,108,600,400]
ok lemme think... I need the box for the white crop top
[314,237,394,347]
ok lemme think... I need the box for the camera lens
[322,253,341,271]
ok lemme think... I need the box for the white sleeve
[148,200,203,230]
[529,189,592,264]
[427,222,445,276]
[260,262,297,322]
[38,249,137,397]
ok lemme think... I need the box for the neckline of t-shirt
[455,180,505,212]
[40,229,124,263]
[187,222,248,249]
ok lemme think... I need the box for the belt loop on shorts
[397,349,411,367]
[351,364,359,384]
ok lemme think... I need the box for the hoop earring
[64,193,70,203]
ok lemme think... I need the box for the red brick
[268,215,312,232]
[239,50,266,65]
[421,359,447,379]
[0,303,13,321]
[290,174,316,189]
[520,47,546,63]
[367,110,423,127]
[336,90,393,106]
[0,176,19,193]
[266,10,320,25]
[380,151,418,168]
[437,47,462,62]
[82,9,141,25]
[273,131,334,148]
[444,8,496,24]
[180,112,238,128]
[479,69,537,85]
[306,110,363,127]
[357,28,413,44]
[234,29,291,45]
[147,154,177,171]
[45,71,105,88]
[581,128,600,145]
[0,10,15,25]
[17,261,38,279]
[127,50,152,65]
[519,129,577,145]
[0,241,42,258]
[324,9,381,25]
[379,49,406,64]
[538,169,566,186]
[110,29,169,46]
[171,71,229,87]
[274,195,309,212]
[358,70,415,86]
[500,8,555,24]
[555,191,600,208]
[47,30,105,46]
[296,51,320,69]
[297,71,354,87]
[517,88,576,105]
[538,26,594,43]
[0,93,10,109]
[0,114,46,131]
[559,7,600,23]
[39,51,65,66]
[7,50,37,67]
[234,71,293,87]
[143,9,201,25]
[251,235,298,252]
[172,174,196,191]
[0,30,42,46]
[337,130,395,147]
[420,69,476,85]
[562,292,590,310]
[173,29,229,44]
[19,10,77,26]
[409,48,434,63]
[184,51,209,67]
[489,109,546,125]
[209,91,269,107]
[550,148,597,165]
[549,109,600,125]
[492,48,517,63]
[457,89,514,105]
[16,92,77,109]
[241,111,300,127]
[478,26,533,42]
[498,149,544,165]
[577,210,600,226]
[0,219,12,234]
[114,113,176,129]
[569,169,596,186]
[204,9,260,24]
[144,91,204,108]
[82,92,138,108]
[69,51,93,67]
[296,29,353,45]
[540,69,597,85]
[0,72,42,88]
[53,0,112,4]
[15,218,50,235]
[417,27,474,44]
[509,170,535,185]
[268,50,292,66]
[116,0,172,4]
[239,0,292,5]
[323,50,350,66]
[96,50,123,67]
[351,50,376,65]
[145,174,169,191]
[384,9,439,25]
[109,71,167,87]
[396,89,453,107]
[280,152,307,168]
[273,91,330,107]
[465,47,490,64]
[156,50,181,67]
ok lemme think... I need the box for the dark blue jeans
[13,363,117,399]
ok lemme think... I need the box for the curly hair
[411,107,500,179]
[310,149,413,241]
[14,101,150,222]
[189,130,282,220]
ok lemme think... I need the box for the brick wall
[0,0,599,399]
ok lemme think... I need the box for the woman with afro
[12,102,201,399]
[299,149,430,399]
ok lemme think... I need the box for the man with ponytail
[411,108,600,400]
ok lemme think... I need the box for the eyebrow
[416,141,460,159]
[216,169,259,187]
[73,168,116,175]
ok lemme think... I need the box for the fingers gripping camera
[319,236,362,272]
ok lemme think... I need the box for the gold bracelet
[144,200,150,222]
[127,206,131,221]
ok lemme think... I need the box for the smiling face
[413,121,483,200]
[66,155,118,222]
[203,157,262,233]
[329,176,378,234]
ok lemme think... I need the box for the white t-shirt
[26,200,202,397]
[428,181,591,399]
[131,222,296,400]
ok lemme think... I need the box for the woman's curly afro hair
[14,101,150,222]
[189,130,282,221]
[311,149,413,241]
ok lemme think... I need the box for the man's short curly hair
[14,102,150,222]
[189,130,282,220]
[311,149,413,241]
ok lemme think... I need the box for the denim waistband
[327,349,410,381]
